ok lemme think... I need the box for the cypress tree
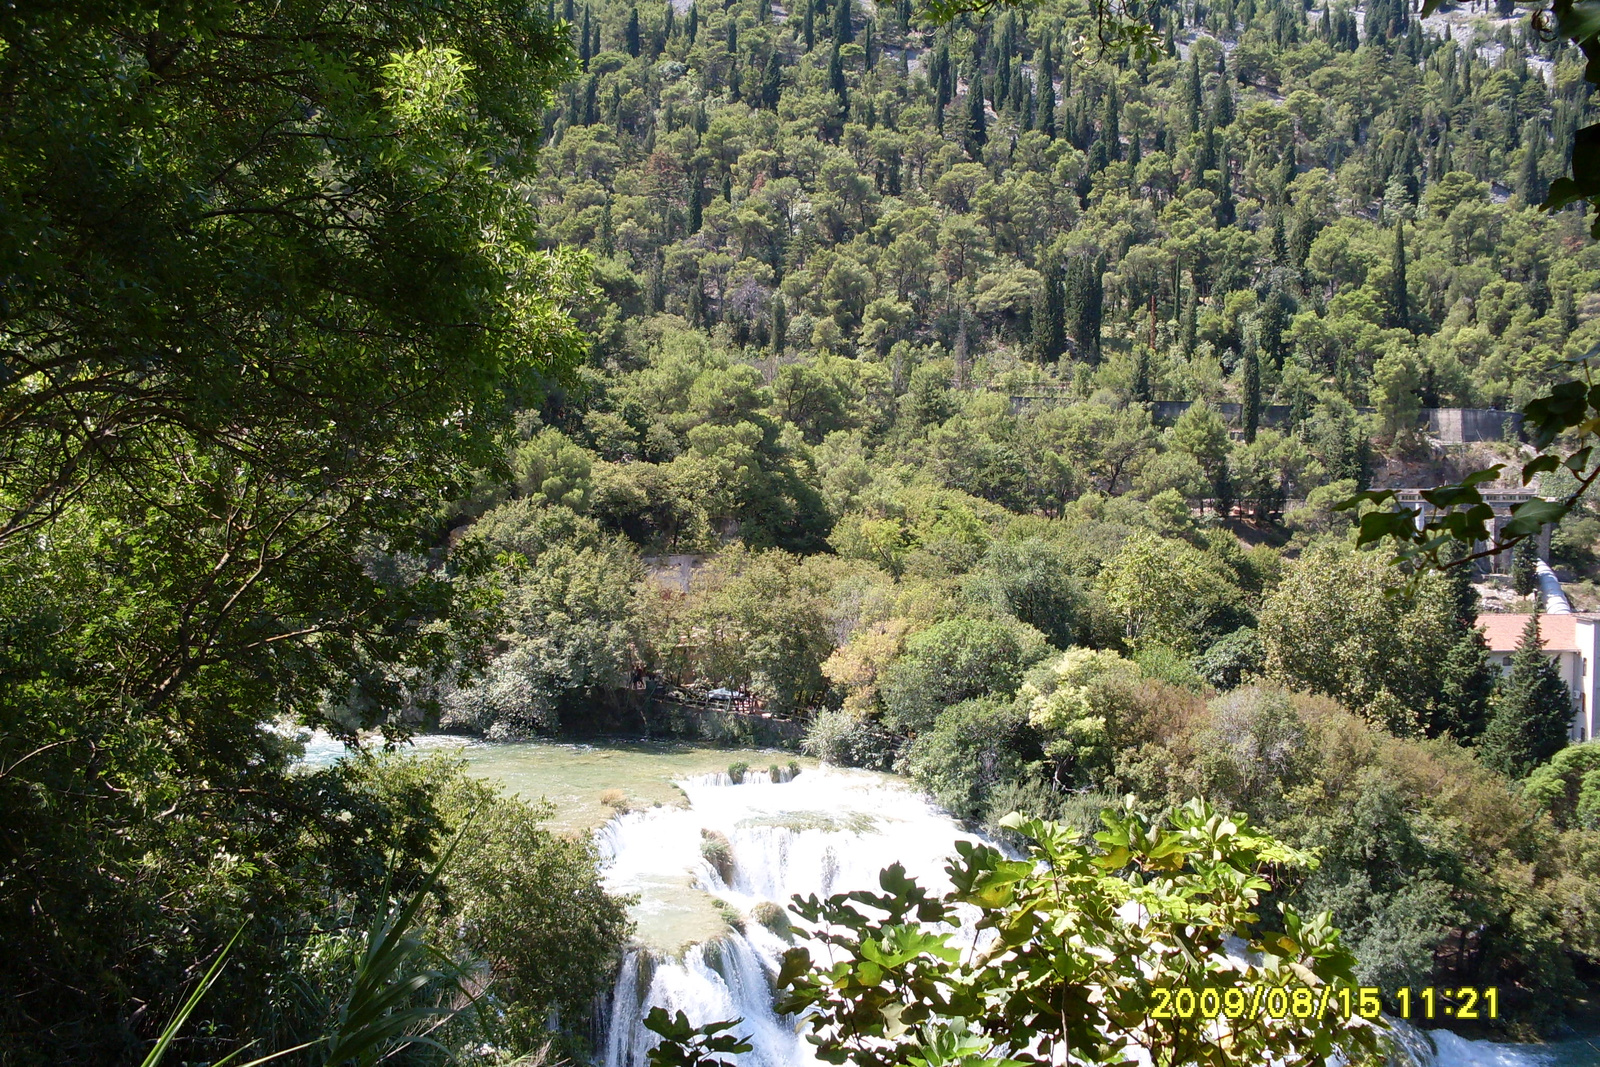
[828,42,848,104]
[688,3,699,43]
[1518,121,1545,204]
[833,0,853,42]
[1033,259,1067,362]
[1103,80,1121,160]
[1242,327,1261,443]
[1038,40,1056,138]
[726,19,737,53]
[967,71,987,153]
[1479,611,1574,779]
[1180,283,1198,353]
[625,8,641,56]
[1390,221,1410,330]
[582,73,598,124]
[1185,49,1202,133]
[1216,143,1235,226]
[600,201,615,256]
[771,297,788,355]
[1132,346,1153,402]
[580,6,592,66]
[1559,283,1579,334]
[1513,537,1541,597]
[1431,544,1497,741]
[688,174,704,233]
[1211,59,1235,127]
[761,50,782,108]
[802,0,815,49]
[1066,254,1104,362]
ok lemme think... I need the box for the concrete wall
[1007,398,1522,443]
[1424,407,1522,443]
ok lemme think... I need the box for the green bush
[804,707,899,770]
[700,829,736,884]
[900,696,1044,823]
[726,761,749,784]
[749,901,793,941]
[881,616,1048,733]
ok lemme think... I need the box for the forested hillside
[405,0,1600,1033]
[13,0,1600,1060]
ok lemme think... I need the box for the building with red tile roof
[1476,613,1599,742]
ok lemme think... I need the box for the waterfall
[593,763,1596,1067]
[595,765,982,1067]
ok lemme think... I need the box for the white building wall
[1577,619,1600,742]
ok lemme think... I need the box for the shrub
[700,829,735,884]
[726,761,749,784]
[804,707,899,770]
[900,696,1043,823]
[880,616,1048,733]
[749,901,793,941]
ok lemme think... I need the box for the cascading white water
[595,765,983,1067]
[592,764,1599,1067]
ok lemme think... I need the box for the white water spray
[595,766,982,1067]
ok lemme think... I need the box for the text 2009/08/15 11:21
[1151,985,1499,1021]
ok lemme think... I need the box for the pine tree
[1479,612,1574,779]
[1390,220,1409,330]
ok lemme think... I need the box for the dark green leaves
[1337,375,1600,574]
[642,1008,753,1067]
[758,800,1387,1067]
[1521,381,1597,448]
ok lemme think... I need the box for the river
[298,733,1600,1067]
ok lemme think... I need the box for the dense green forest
[11,0,1600,1061]
[423,0,1600,1036]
